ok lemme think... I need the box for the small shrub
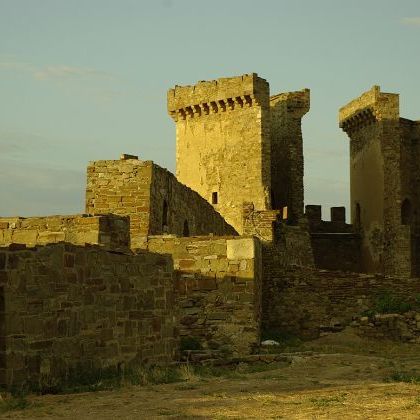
[363,291,415,317]
[180,336,202,351]
[375,292,411,314]
[0,395,32,413]
[386,371,420,384]
[309,393,347,407]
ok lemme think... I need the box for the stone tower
[168,73,309,232]
[339,85,420,277]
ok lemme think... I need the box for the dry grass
[3,329,420,419]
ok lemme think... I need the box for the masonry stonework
[168,74,310,231]
[1,73,419,391]
[86,156,236,248]
[339,86,417,277]
[0,243,177,388]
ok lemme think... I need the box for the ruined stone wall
[168,74,271,233]
[148,165,237,238]
[354,312,420,343]
[242,202,281,243]
[0,214,129,251]
[262,265,420,339]
[0,243,177,388]
[339,86,411,276]
[269,89,309,223]
[146,236,261,357]
[86,158,152,248]
[86,157,236,248]
[304,205,361,271]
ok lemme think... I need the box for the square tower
[168,73,310,232]
[339,86,418,277]
[168,73,271,232]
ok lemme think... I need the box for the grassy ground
[2,327,420,419]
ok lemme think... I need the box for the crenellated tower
[168,73,271,232]
[339,85,418,277]
[168,73,310,233]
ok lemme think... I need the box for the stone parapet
[167,73,269,121]
[0,214,129,251]
[339,85,399,133]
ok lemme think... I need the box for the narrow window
[183,220,190,237]
[355,203,361,228]
[212,192,218,205]
[401,199,412,225]
[162,200,168,230]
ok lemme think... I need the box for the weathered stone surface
[147,236,262,357]
[339,85,420,277]
[168,74,309,232]
[86,158,236,248]
[0,243,178,388]
[0,215,129,252]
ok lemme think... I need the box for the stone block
[227,238,255,260]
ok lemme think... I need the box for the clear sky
[1,0,419,219]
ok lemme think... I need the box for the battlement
[339,85,399,133]
[270,88,310,117]
[167,73,269,121]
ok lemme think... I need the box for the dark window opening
[212,192,218,205]
[401,199,412,225]
[183,220,190,237]
[162,200,168,231]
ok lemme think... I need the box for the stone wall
[270,89,309,222]
[0,243,177,388]
[168,73,271,232]
[262,265,420,339]
[0,214,129,251]
[86,156,236,248]
[310,233,361,272]
[146,236,262,357]
[148,165,237,238]
[353,312,420,343]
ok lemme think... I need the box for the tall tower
[168,73,309,233]
[270,89,310,224]
[339,86,414,277]
[167,73,271,232]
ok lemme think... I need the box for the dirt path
[3,331,420,419]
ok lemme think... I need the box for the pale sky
[1,0,420,219]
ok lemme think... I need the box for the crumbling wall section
[146,236,262,357]
[270,89,309,223]
[262,265,420,339]
[0,214,129,251]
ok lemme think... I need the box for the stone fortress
[0,73,419,389]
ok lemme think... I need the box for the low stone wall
[353,312,420,343]
[0,214,129,251]
[0,243,177,389]
[262,266,420,339]
[146,236,262,357]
